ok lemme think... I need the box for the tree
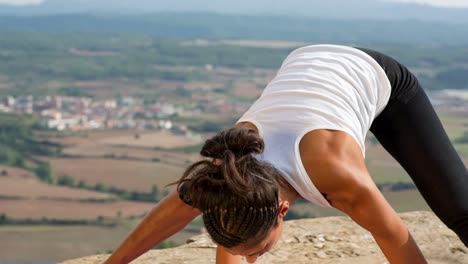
[151,184,160,200]
[175,85,191,97]
[0,214,7,224]
[14,156,25,168]
[95,182,106,192]
[189,121,225,133]
[35,161,53,183]
[389,181,416,191]
[77,180,87,188]
[57,175,75,187]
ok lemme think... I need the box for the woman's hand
[105,190,201,264]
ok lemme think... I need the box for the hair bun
[200,127,263,159]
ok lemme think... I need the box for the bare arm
[332,181,426,264]
[216,246,242,264]
[300,130,427,264]
[105,190,201,264]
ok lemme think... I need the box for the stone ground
[62,211,467,264]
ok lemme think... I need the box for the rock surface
[62,211,467,264]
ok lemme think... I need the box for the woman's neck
[279,184,301,205]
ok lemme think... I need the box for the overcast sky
[1,0,468,8]
[391,0,468,7]
[0,0,44,5]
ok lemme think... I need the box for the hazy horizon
[1,0,468,8]
[2,0,468,26]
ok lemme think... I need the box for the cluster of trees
[35,161,53,183]
[377,181,416,192]
[1,32,468,96]
[0,113,173,205]
[455,131,468,144]
[4,13,468,46]
[0,114,61,170]
[0,33,285,87]
[188,121,226,133]
[91,183,169,203]
[55,176,169,203]
[0,213,121,227]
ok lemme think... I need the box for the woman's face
[227,217,285,263]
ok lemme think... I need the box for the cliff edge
[62,211,467,264]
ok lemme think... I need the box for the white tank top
[237,44,391,207]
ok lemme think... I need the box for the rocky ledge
[62,211,467,264]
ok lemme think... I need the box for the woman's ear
[278,200,290,218]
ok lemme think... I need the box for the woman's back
[237,44,391,206]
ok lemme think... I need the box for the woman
[105,45,468,264]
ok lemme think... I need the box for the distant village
[0,89,466,132]
[431,89,468,112]
[0,95,184,131]
[0,94,249,132]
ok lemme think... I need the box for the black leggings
[357,47,468,246]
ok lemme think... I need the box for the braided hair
[174,127,286,249]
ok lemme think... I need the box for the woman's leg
[370,84,468,246]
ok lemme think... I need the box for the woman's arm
[105,190,201,264]
[332,181,426,264]
[216,246,242,264]
[300,130,427,264]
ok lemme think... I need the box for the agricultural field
[0,222,202,263]
[97,130,202,149]
[0,199,155,219]
[50,129,203,166]
[50,158,183,192]
[438,112,468,140]
[0,126,201,233]
[49,129,202,149]
[0,165,155,220]
[365,142,411,184]
[363,109,468,184]
[63,144,199,166]
[231,80,265,100]
[0,165,36,179]
[0,175,114,200]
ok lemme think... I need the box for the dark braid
[243,207,259,239]
[230,206,247,235]
[172,127,288,249]
[204,209,242,248]
[206,205,243,247]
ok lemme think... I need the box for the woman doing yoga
[105,44,468,264]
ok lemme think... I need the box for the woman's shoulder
[298,129,369,195]
[299,129,361,159]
